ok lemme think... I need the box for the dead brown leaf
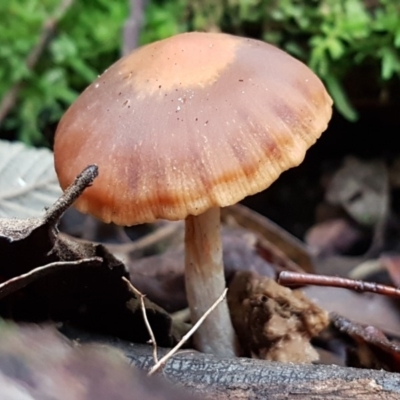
[303,285,400,337]
[222,204,314,272]
[305,218,365,257]
[325,157,389,228]
[0,166,177,347]
[0,323,196,400]
[332,313,400,372]
[129,227,275,312]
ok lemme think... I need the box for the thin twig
[105,221,183,257]
[0,257,102,301]
[148,288,228,376]
[44,165,98,225]
[122,277,158,363]
[123,0,146,55]
[60,221,183,259]
[278,271,400,298]
[0,0,74,123]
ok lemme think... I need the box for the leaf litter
[0,139,61,218]
[0,164,179,348]
[2,141,400,395]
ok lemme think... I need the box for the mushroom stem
[185,207,238,357]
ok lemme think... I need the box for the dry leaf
[129,227,275,312]
[0,166,177,346]
[380,254,400,287]
[303,285,400,337]
[222,204,314,272]
[305,218,365,257]
[0,323,196,400]
[332,313,400,372]
[325,157,389,227]
[0,140,61,218]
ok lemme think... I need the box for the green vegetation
[0,0,127,144]
[1,0,399,144]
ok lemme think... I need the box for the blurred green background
[0,0,399,145]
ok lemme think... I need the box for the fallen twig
[148,288,228,376]
[278,271,400,298]
[44,165,98,225]
[60,221,183,260]
[122,341,400,399]
[0,257,102,301]
[105,221,183,258]
[123,276,159,363]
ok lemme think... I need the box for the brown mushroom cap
[54,32,332,225]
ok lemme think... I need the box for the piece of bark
[122,343,400,399]
[228,271,329,362]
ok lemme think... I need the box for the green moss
[1,0,399,144]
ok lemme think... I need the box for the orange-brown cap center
[117,32,238,95]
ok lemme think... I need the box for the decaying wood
[123,343,400,399]
[228,271,329,363]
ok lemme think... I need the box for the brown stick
[0,0,74,123]
[44,165,98,225]
[278,271,400,298]
[122,0,146,55]
[122,277,159,364]
[0,258,102,301]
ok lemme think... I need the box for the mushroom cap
[54,32,332,225]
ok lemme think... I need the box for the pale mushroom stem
[185,207,238,357]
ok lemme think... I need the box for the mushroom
[54,32,332,357]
